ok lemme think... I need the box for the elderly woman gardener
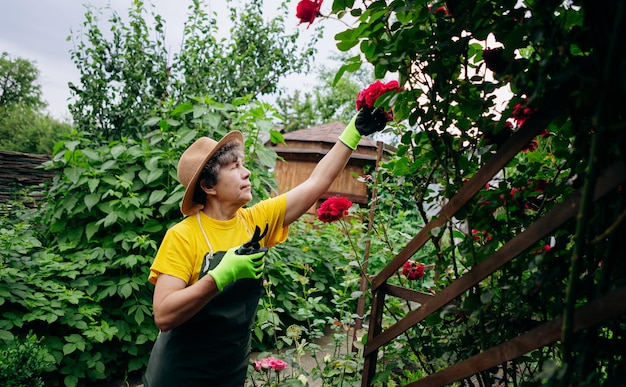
[143,107,388,386]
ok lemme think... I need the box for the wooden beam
[404,286,626,387]
[364,162,625,356]
[371,112,552,291]
[385,284,436,305]
[361,287,387,387]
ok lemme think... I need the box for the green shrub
[0,334,55,387]
[0,98,283,386]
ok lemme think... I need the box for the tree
[0,105,72,154]
[172,0,318,102]
[0,53,71,154]
[0,52,45,109]
[68,2,170,141]
[276,53,373,132]
[68,0,319,141]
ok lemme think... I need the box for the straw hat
[177,131,244,216]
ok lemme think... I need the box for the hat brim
[180,131,244,216]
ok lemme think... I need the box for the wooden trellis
[359,113,626,386]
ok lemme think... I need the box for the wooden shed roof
[270,121,394,167]
[280,121,379,148]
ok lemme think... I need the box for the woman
[143,107,388,386]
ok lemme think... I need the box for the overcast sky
[0,0,343,121]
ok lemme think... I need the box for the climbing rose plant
[296,0,626,385]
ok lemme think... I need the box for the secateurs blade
[236,223,269,255]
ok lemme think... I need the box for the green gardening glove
[339,106,390,150]
[208,247,266,291]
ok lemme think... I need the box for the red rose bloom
[402,260,425,281]
[511,103,536,128]
[317,196,353,223]
[296,0,323,28]
[356,80,401,111]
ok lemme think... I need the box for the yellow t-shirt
[149,194,288,285]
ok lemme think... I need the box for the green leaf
[85,222,99,241]
[336,38,359,52]
[142,219,164,233]
[134,308,145,325]
[63,343,77,355]
[102,212,119,228]
[87,178,100,193]
[143,168,164,185]
[84,193,101,211]
[171,101,194,116]
[119,283,133,299]
[110,144,126,159]
[145,156,160,170]
[148,190,167,206]
[0,330,14,342]
[64,375,79,387]
[65,167,87,185]
[143,116,161,127]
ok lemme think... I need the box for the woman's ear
[200,180,216,195]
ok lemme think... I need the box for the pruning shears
[236,223,269,255]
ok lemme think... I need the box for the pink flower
[317,196,353,223]
[296,0,323,28]
[402,260,425,281]
[355,80,402,120]
[269,357,288,371]
[254,356,288,372]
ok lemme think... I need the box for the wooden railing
[359,115,626,386]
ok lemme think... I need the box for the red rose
[530,179,548,193]
[402,260,425,281]
[296,0,323,28]
[317,196,353,223]
[511,102,536,128]
[356,80,401,110]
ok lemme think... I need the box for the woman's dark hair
[192,142,244,205]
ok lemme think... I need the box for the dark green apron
[144,253,262,387]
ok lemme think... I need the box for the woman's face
[213,157,252,206]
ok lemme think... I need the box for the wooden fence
[359,115,626,385]
[0,150,52,206]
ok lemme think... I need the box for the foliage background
[1,0,626,386]
[323,0,626,385]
